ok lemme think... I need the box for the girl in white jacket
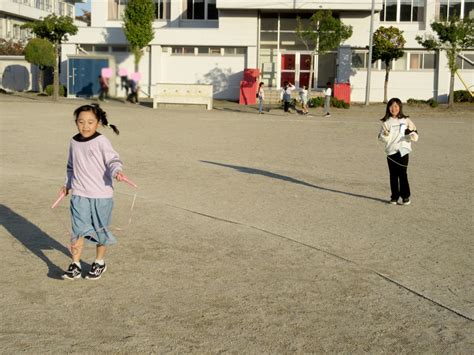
[378,98,419,205]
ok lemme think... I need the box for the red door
[281,54,295,85]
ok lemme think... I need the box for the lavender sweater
[65,132,122,198]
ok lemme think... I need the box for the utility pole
[365,0,376,105]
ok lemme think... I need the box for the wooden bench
[153,84,213,110]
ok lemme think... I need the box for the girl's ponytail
[74,104,120,135]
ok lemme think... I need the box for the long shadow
[0,204,71,279]
[200,161,386,203]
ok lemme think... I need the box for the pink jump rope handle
[120,174,138,188]
[51,191,66,209]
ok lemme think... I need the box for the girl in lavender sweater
[61,104,126,280]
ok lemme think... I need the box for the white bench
[153,84,213,110]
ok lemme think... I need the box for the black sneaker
[400,198,411,205]
[85,262,107,280]
[389,199,398,205]
[62,263,82,280]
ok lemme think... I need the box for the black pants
[387,152,410,200]
[284,100,290,112]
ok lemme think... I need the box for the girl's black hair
[259,82,264,87]
[73,103,120,135]
[381,97,409,121]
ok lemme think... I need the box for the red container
[239,80,257,105]
[243,68,259,83]
[334,83,351,104]
[240,68,260,105]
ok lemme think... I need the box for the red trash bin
[239,68,259,105]
[334,83,351,104]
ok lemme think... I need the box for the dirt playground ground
[0,94,473,353]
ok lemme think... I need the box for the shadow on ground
[0,204,71,279]
[200,161,387,203]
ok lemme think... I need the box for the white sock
[74,261,81,268]
[95,259,105,265]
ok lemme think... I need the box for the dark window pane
[424,54,435,69]
[186,0,193,19]
[351,52,365,68]
[194,0,204,19]
[413,0,425,21]
[463,54,474,69]
[449,1,462,18]
[400,1,411,21]
[465,1,474,19]
[385,0,397,21]
[207,0,218,19]
[439,0,448,20]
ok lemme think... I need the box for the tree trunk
[53,44,59,101]
[448,71,455,108]
[309,52,314,94]
[38,68,44,93]
[384,64,390,103]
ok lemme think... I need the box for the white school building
[60,1,474,102]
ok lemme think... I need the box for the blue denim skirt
[70,195,117,245]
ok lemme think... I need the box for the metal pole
[365,0,376,105]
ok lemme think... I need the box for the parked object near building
[239,68,259,105]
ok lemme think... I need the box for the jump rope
[51,175,138,256]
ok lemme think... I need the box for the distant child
[299,85,309,115]
[127,79,139,104]
[257,82,265,114]
[378,98,419,205]
[61,104,126,280]
[281,81,295,113]
[323,81,332,117]
[98,75,109,102]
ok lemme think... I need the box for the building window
[351,51,377,69]
[112,45,129,52]
[456,53,474,70]
[223,47,246,55]
[94,45,109,53]
[439,0,473,20]
[109,0,128,20]
[380,0,425,22]
[409,52,436,69]
[465,0,474,19]
[182,0,218,20]
[172,46,195,54]
[170,46,245,56]
[155,0,170,20]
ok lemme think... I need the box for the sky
[76,0,91,14]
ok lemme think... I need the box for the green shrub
[407,98,438,107]
[45,84,66,97]
[453,90,473,103]
[309,96,324,107]
[331,97,350,109]
[427,98,438,108]
[309,96,349,109]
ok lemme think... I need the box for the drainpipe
[365,0,375,105]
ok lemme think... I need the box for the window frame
[181,0,218,21]
[379,0,426,22]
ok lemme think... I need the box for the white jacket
[378,117,419,156]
